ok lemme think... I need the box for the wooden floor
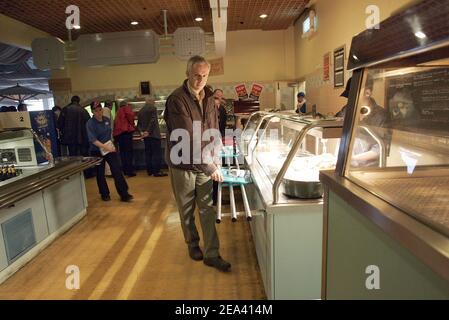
[0,172,266,300]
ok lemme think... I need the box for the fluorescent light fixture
[131,21,139,25]
[259,14,268,19]
[195,17,203,22]
[73,25,81,29]
[414,31,426,39]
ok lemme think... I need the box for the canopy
[0,83,50,103]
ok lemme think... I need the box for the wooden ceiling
[0,0,309,40]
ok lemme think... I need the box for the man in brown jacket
[164,55,230,272]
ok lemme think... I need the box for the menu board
[385,68,449,129]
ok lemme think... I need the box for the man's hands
[210,169,224,182]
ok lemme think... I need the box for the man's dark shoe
[203,256,231,272]
[120,194,134,202]
[188,246,204,261]
[126,173,137,177]
[153,172,168,177]
[101,195,111,202]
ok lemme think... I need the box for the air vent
[2,210,37,264]
[17,148,32,162]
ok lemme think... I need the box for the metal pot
[282,178,323,199]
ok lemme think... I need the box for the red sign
[235,84,248,100]
[249,83,264,101]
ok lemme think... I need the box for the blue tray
[221,168,252,185]
[219,146,240,158]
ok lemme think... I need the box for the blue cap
[297,92,305,97]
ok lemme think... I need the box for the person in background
[103,101,113,120]
[164,55,231,272]
[52,106,63,156]
[102,101,114,176]
[52,106,62,121]
[113,100,136,177]
[336,77,352,118]
[213,89,227,138]
[87,101,133,202]
[137,98,167,177]
[57,95,90,157]
[17,103,28,112]
[295,92,307,114]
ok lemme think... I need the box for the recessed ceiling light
[73,25,81,29]
[131,21,139,26]
[259,14,268,19]
[414,31,426,39]
[195,17,203,22]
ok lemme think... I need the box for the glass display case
[242,112,343,204]
[343,64,449,237]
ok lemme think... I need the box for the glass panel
[345,65,449,236]
[253,115,342,202]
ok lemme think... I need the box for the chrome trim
[358,125,386,168]
[350,39,449,71]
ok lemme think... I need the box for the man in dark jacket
[164,55,230,272]
[58,95,90,156]
[137,98,167,177]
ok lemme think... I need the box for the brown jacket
[164,80,219,175]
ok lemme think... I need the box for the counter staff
[86,101,133,202]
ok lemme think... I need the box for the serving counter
[320,1,449,299]
[0,157,100,284]
[238,111,343,299]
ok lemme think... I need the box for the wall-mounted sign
[249,83,264,101]
[323,52,330,81]
[209,57,224,76]
[334,46,345,88]
[235,84,249,100]
[140,81,151,95]
[48,78,72,92]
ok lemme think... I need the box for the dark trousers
[144,137,162,175]
[67,144,88,157]
[117,132,135,176]
[91,150,129,198]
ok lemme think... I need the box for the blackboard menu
[385,68,449,130]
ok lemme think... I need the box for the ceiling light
[414,31,426,39]
[73,25,81,29]
[195,17,203,22]
[131,21,139,26]
[259,14,268,19]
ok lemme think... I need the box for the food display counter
[0,127,101,284]
[320,0,449,299]
[238,111,343,299]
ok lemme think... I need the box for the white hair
[186,55,211,75]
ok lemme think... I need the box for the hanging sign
[249,83,264,101]
[235,84,249,100]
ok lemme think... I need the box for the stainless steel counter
[0,157,101,210]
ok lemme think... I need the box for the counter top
[320,170,449,282]
[0,157,101,210]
